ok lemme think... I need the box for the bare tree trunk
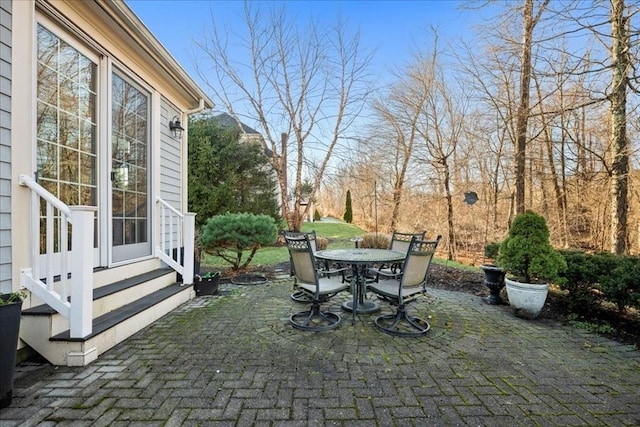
[278,133,289,229]
[377,103,420,232]
[515,0,533,214]
[195,3,372,232]
[533,73,567,245]
[609,0,630,254]
[442,162,456,261]
[515,0,549,214]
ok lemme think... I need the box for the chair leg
[374,305,430,337]
[290,303,342,331]
[290,289,313,303]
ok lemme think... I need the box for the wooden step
[20,267,193,366]
[23,269,174,316]
[51,282,188,341]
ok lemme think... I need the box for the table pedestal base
[342,300,379,314]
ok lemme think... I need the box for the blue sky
[127,0,485,91]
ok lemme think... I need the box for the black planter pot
[173,247,200,282]
[480,264,506,305]
[194,274,220,296]
[0,295,23,409]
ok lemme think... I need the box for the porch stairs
[20,263,193,366]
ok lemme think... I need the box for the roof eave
[102,0,213,110]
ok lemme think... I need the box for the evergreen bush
[343,190,353,223]
[200,213,278,270]
[600,255,640,314]
[559,250,605,311]
[497,210,566,283]
[188,116,280,227]
[483,242,501,263]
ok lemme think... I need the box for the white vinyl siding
[159,100,182,248]
[0,0,12,293]
[159,101,182,208]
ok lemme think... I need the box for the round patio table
[314,248,406,320]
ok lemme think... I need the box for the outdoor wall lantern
[169,115,184,139]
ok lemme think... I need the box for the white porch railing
[19,174,95,338]
[156,197,195,285]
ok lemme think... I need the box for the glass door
[111,73,151,263]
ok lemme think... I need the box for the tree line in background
[317,0,640,263]
[190,0,640,265]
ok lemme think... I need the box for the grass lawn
[300,221,365,245]
[200,220,366,270]
[200,219,471,272]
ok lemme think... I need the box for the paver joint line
[1,278,638,426]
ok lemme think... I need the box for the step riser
[20,315,86,366]
[36,273,177,337]
[80,288,192,364]
[93,259,162,288]
[24,260,166,310]
[21,287,192,366]
[93,273,176,319]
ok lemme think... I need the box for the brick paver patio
[1,268,639,426]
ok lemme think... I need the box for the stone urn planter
[505,278,549,319]
[496,211,566,320]
[480,264,506,305]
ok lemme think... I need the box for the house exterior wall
[159,99,184,247]
[160,100,183,210]
[0,0,11,294]
[9,0,211,285]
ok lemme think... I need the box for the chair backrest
[400,235,441,289]
[283,230,318,276]
[284,230,318,253]
[284,234,319,286]
[390,231,426,254]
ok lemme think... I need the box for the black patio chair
[368,235,441,337]
[285,234,350,331]
[283,230,347,303]
[367,231,426,282]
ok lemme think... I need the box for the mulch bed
[428,263,640,349]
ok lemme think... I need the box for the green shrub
[600,255,640,314]
[560,250,640,315]
[497,210,566,283]
[484,242,501,261]
[313,209,321,221]
[559,250,604,311]
[188,117,280,227]
[201,212,278,270]
[359,233,391,249]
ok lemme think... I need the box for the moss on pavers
[4,278,640,425]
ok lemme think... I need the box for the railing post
[183,213,196,285]
[69,206,97,338]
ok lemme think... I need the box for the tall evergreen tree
[188,116,280,227]
[343,190,353,223]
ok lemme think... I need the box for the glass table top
[314,248,405,264]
